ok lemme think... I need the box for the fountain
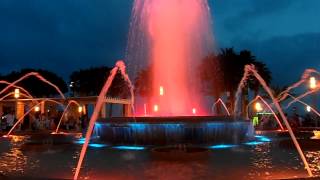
[212,98,231,116]
[73,1,255,179]
[126,0,214,115]
[246,95,284,130]
[234,65,313,176]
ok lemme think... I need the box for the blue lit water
[93,121,252,145]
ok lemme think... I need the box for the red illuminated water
[74,61,134,180]
[55,100,81,134]
[126,0,214,116]
[246,95,284,130]
[234,65,313,176]
[212,98,230,116]
[6,99,64,136]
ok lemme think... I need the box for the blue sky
[0,0,319,85]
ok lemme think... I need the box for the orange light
[154,105,159,112]
[310,77,317,89]
[192,108,197,115]
[255,102,263,112]
[78,106,83,113]
[34,106,40,112]
[14,89,20,99]
[159,86,164,96]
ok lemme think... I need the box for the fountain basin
[23,132,81,145]
[94,116,253,146]
[151,146,209,161]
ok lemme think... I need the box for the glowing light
[159,86,164,96]
[209,144,237,149]
[14,88,20,98]
[255,102,263,112]
[89,144,108,148]
[154,105,159,112]
[78,106,83,113]
[113,146,145,150]
[313,131,320,139]
[310,77,317,89]
[306,106,311,112]
[34,106,40,112]
[192,108,197,115]
[255,135,271,142]
[245,141,264,146]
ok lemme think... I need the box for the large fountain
[126,0,214,115]
[73,1,253,179]
[90,0,252,145]
[0,0,317,179]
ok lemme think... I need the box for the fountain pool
[0,132,319,179]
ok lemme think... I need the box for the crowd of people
[0,111,88,133]
[254,111,320,130]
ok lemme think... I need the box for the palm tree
[200,48,272,115]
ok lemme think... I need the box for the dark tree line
[0,69,68,97]
[199,48,272,111]
[0,48,273,107]
[134,48,273,113]
[69,66,130,98]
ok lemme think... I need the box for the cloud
[222,0,297,35]
[234,33,320,85]
[0,0,133,78]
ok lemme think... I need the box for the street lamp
[310,77,317,89]
[14,89,20,99]
[255,102,263,112]
[306,106,311,112]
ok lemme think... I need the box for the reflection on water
[306,151,320,176]
[0,147,28,175]
[0,135,319,179]
[0,136,31,176]
[251,143,272,169]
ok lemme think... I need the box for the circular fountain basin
[94,116,253,146]
[23,132,81,145]
[151,146,209,161]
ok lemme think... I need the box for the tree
[69,66,130,98]
[134,66,153,98]
[199,48,272,114]
[0,69,68,97]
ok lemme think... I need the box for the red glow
[192,108,197,115]
[159,86,164,96]
[154,105,159,112]
[144,0,212,116]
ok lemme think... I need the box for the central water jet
[127,0,214,116]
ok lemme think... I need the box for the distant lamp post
[306,106,311,112]
[310,77,317,89]
[14,89,20,99]
[70,81,75,97]
[255,102,263,112]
